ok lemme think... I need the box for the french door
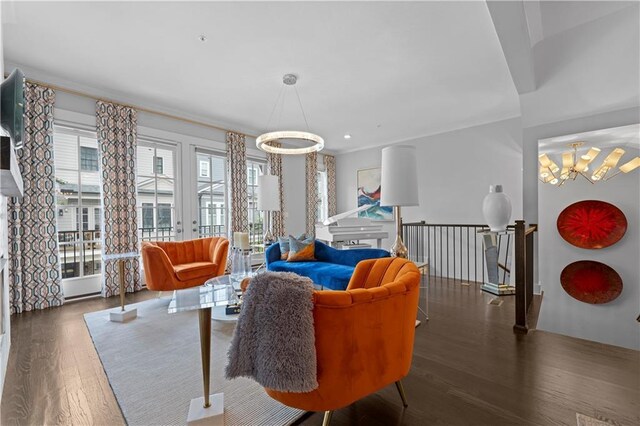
[137,140,182,243]
[54,127,103,298]
[189,148,228,240]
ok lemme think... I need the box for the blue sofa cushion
[268,260,355,291]
[265,240,390,291]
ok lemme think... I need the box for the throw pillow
[278,233,307,260]
[278,236,291,260]
[287,235,316,262]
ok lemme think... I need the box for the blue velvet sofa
[265,240,390,290]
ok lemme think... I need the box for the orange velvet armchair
[141,237,229,291]
[265,257,421,425]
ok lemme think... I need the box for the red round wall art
[560,261,622,304]
[557,200,627,249]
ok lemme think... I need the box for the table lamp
[257,174,281,245]
[381,145,419,258]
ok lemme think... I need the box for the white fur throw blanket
[225,271,318,392]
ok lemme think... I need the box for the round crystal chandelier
[256,74,324,155]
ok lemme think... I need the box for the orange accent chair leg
[395,380,408,408]
[322,411,333,426]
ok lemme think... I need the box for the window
[154,156,164,175]
[54,128,102,279]
[82,207,89,231]
[317,171,328,222]
[94,208,101,231]
[137,143,176,241]
[197,152,227,238]
[142,203,154,229]
[80,146,99,171]
[199,160,210,178]
[247,159,266,253]
[158,203,172,229]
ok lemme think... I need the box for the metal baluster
[474,227,477,283]
[446,227,450,281]
[420,225,423,264]
[452,227,456,280]
[467,227,470,283]
[439,226,443,281]
[459,226,462,281]
[427,225,431,277]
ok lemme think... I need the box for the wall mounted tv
[0,68,25,148]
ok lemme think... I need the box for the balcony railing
[58,230,101,279]
[197,225,226,238]
[59,229,101,243]
[140,226,174,241]
[57,223,267,279]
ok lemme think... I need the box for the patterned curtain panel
[226,131,249,233]
[7,82,64,314]
[267,142,285,237]
[96,101,141,297]
[305,152,319,237]
[323,154,337,217]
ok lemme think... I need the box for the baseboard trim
[534,282,542,295]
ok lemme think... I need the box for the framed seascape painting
[357,167,393,221]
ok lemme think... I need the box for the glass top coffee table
[167,275,243,424]
[167,275,240,314]
[169,274,247,323]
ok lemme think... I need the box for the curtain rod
[13,75,257,138]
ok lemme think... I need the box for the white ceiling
[522,1,636,47]
[2,1,520,153]
[539,124,640,155]
[537,1,636,41]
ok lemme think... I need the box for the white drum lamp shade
[257,174,280,211]
[380,145,419,207]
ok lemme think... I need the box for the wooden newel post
[513,220,528,334]
[525,225,535,313]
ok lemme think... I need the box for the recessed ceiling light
[344,134,352,139]
[198,35,207,42]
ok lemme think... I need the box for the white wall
[537,147,640,350]
[336,117,524,252]
[521,4,640,129]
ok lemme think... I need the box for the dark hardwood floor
[2,278,638,426]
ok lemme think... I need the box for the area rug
[576,413,614,426]
[84,298,305,426]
